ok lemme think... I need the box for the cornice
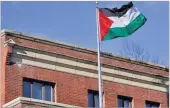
[1,29,169,72]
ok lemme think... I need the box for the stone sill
[3,97,82,108]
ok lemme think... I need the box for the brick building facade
[1,29,169,108]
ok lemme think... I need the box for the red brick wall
[2,34,168,107]
[1,36,8,105]
[4,64,168,107]
[5,35,168,77]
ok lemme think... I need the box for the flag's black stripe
[99,2,133,17]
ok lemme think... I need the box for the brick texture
[1,34,169,107]
[3,64,168,107]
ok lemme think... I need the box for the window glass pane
[146,103,151,108]
[124,100,131,108]
[118,98,123,107]
[118,96,132,108]
[88,91,94,107]
[94,94,99,107]
[146,101,159,108]
[151,104,159,108]
[33,82,42,100]
[45,85,52,101]
[23,81,31,98]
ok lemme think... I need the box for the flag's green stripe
[103,13,147,41]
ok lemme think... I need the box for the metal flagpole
[96,1,103,108]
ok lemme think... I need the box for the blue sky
[2,1,169,66]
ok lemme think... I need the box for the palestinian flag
[99,2,147,41]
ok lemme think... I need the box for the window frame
[23,78,55,102]
[88,89,100,107]
[118,95,132,108]
[145,100,160,108]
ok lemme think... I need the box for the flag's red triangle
[99,10,113,41]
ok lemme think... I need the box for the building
[1,29,169,108]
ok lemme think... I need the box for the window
[118,95,132,108]
[32,82,42,99]
[146,101,160,108]
[88,90,99,107]
[23,78,55,102]
[23,81,31,98]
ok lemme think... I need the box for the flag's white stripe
[108,17,125,28]
[108,6,140,28]
[122,6,140,25]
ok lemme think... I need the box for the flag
[99,2,147,41]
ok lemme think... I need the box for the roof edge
[1,29,169,71]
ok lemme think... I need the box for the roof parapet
[1,29,169,70]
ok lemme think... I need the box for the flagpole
[96,1,103,108]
